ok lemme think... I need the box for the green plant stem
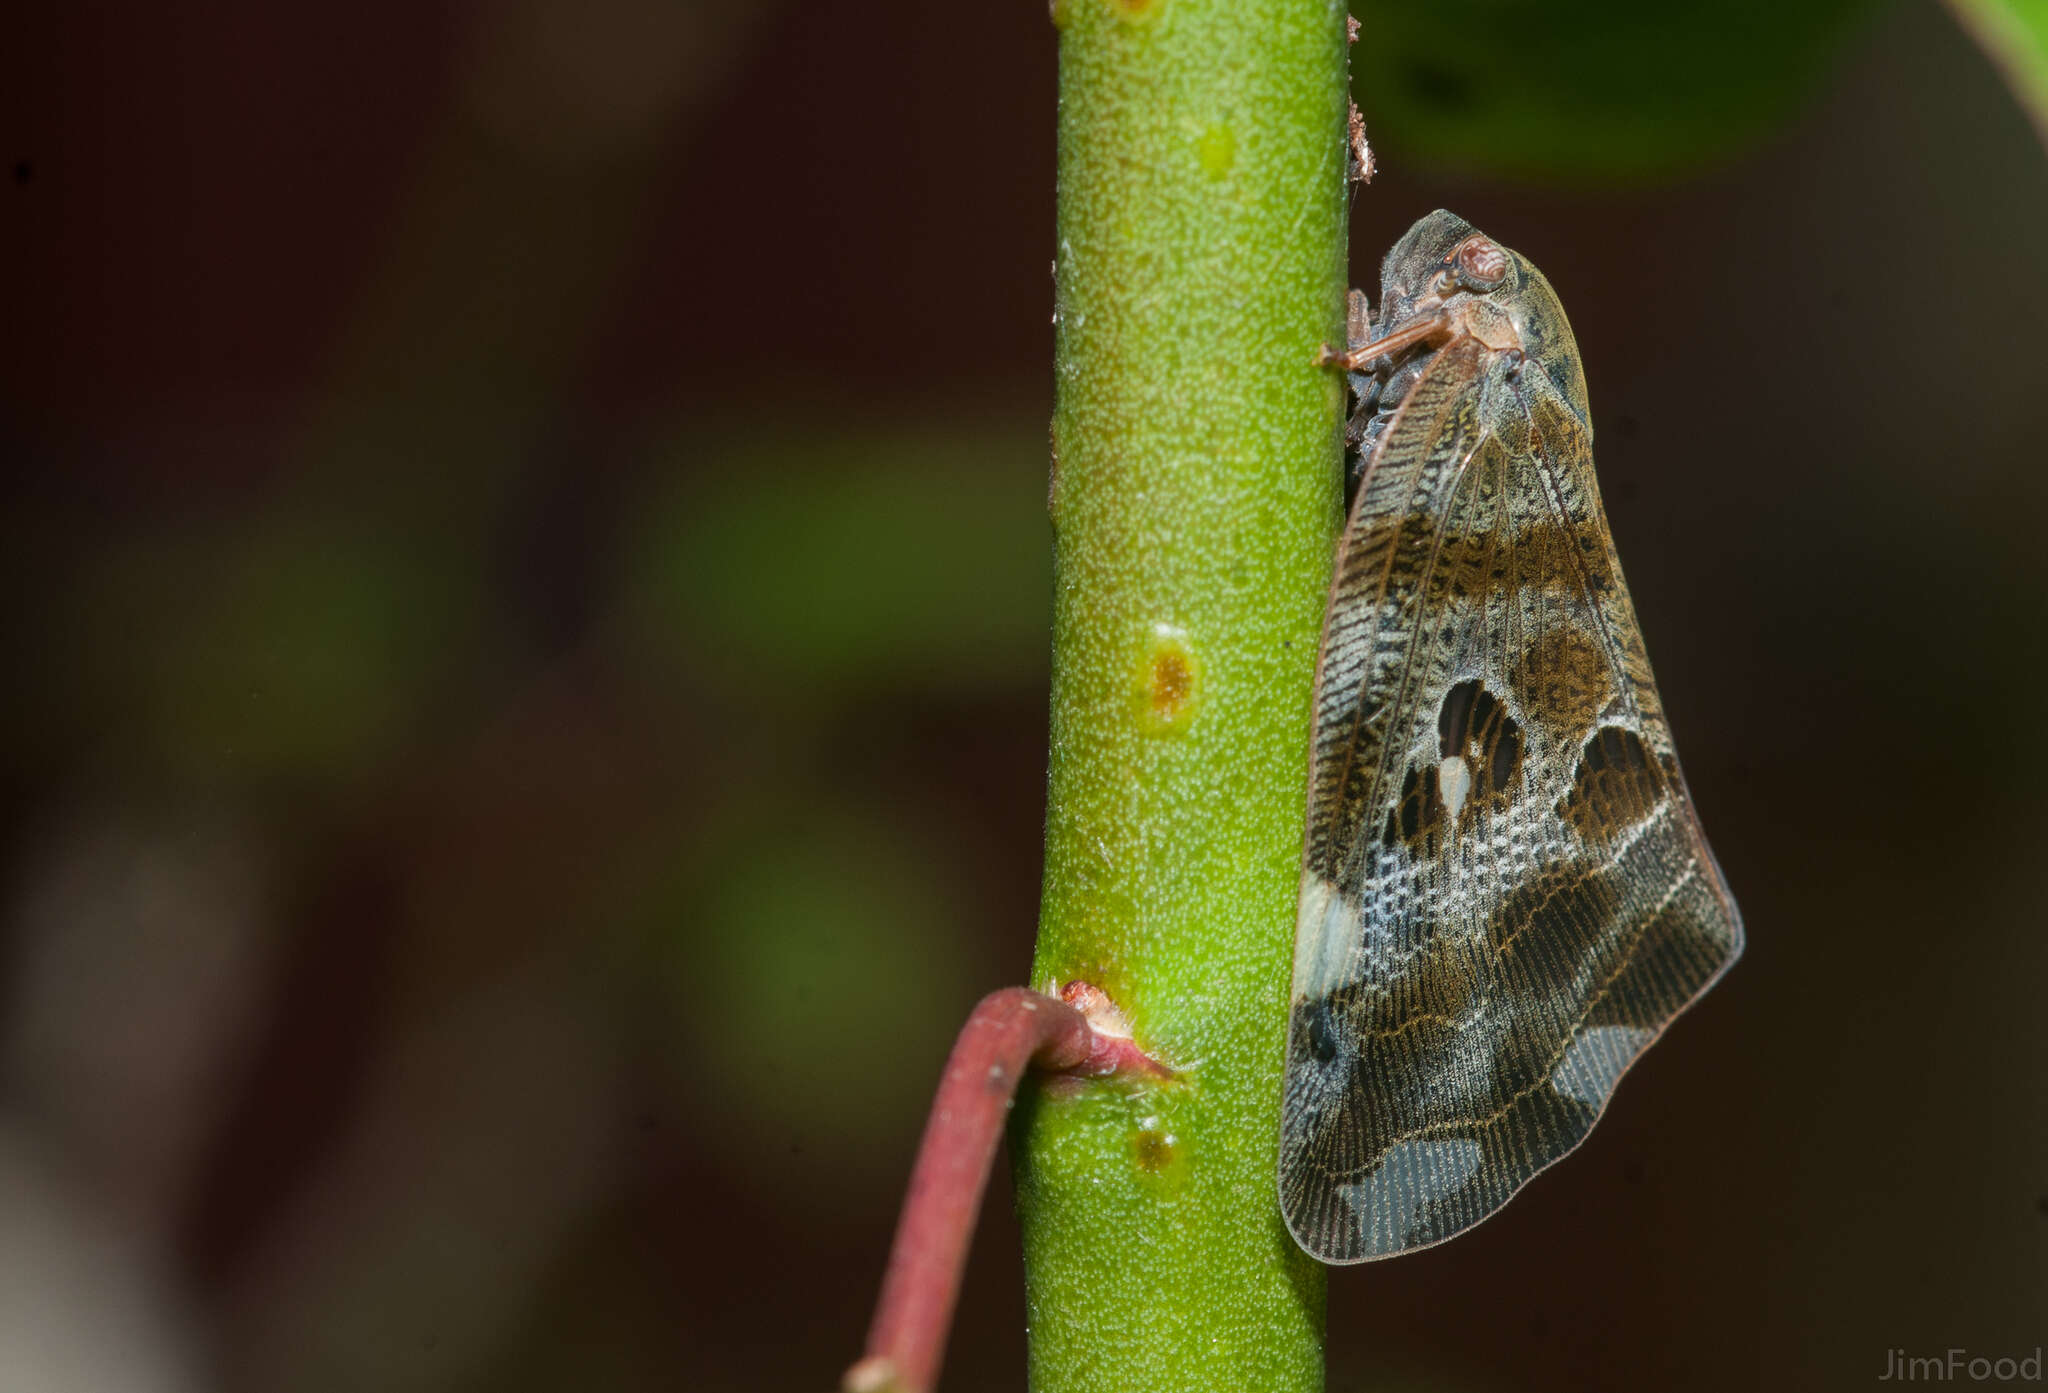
[1014,0,1350,1388]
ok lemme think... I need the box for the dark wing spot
[1484,707,1522,795]
[1600,725,1650,772]
[1397,764,1422,840]
[1437,679,1522,803]
[1559,725,1666,842]
[1439,679,1479,756]
[1305,1000,1341,1064]
[1387,761,1444,855]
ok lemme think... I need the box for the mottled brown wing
[1279,317,1742,1264]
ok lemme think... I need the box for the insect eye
[1452,236,1509,291]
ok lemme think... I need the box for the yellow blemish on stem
[1133,623,1202,737]
[1129,1108,1191,1195]
[1133,1127,1175,1170]
[1197,123,1235,178]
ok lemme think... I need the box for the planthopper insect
[1280,210,1743,1263]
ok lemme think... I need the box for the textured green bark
[1014,0,1349,1389]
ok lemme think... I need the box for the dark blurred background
[2,1,2043,1389]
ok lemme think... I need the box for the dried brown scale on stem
[843,985,1168,1393]
[1347,101,1374,185]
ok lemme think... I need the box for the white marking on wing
[1339,1138,1484,1249]
[1437,755,1471,822]
[1549,1025,1654,1106]
[1292,870,1363,1000]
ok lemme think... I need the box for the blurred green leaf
[70,515,485,786]
[1945,0,2048,152]
[633,798,979,1193]
[613,421,1051,697]
[1352,0,1878,177]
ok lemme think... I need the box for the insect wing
[1280,234,1742,1263]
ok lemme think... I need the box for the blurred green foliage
[1352,0,1880,176]
[642,797,980,1190]
[1945,0,2048,148]
[66,512,488,787]
[614,422,1052,697]
[600,419,1055,1192]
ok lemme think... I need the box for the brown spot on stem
[1133,624,1202,736]
[1151,652,1191,711]
[1133,1128,1175,1171]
